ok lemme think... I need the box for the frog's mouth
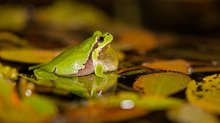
[75,42,99,76]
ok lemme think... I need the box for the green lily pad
[134,72,191,96]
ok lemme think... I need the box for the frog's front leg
[34,69,58,80]
[94,64,106,78]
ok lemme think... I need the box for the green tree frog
[29,31,118,79]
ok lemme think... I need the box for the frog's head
[93,31,113,50]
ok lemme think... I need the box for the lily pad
[64,105,147,123]
[134,72,191,96]
[143,59,191,74]
[186,74,220,114]
[0,49,60,63]
[91,92,183,110]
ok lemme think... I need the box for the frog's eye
[97,36,104,43]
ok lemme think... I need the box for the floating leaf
[91,92,183,110]
[143,59,191,74]
[134,72,191,96]
[167,104,219,123]
[64,105,147,123]
[64,92,182,123]
[186,74,220,114]
[0,49,60,63]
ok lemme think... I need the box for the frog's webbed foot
[95,64,106,78]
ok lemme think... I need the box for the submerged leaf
[186,74,220,114]
[0,49,60,63]
[134,72,191,96]
[143,59,191,74]
[167,104,219,123]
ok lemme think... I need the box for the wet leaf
[0,49,60,63]
[64,105,147,123]
[167,104,219,123]
[186,74,220,114]
[143,59,191,74]
[91,92,183,110]
[134,72,191,96]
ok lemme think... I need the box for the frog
[29,31,118,79]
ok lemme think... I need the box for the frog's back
[40,37,95,75]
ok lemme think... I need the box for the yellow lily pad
[0,49,60,63]
[186,74,220,114]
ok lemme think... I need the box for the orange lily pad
[143,59,191,74]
